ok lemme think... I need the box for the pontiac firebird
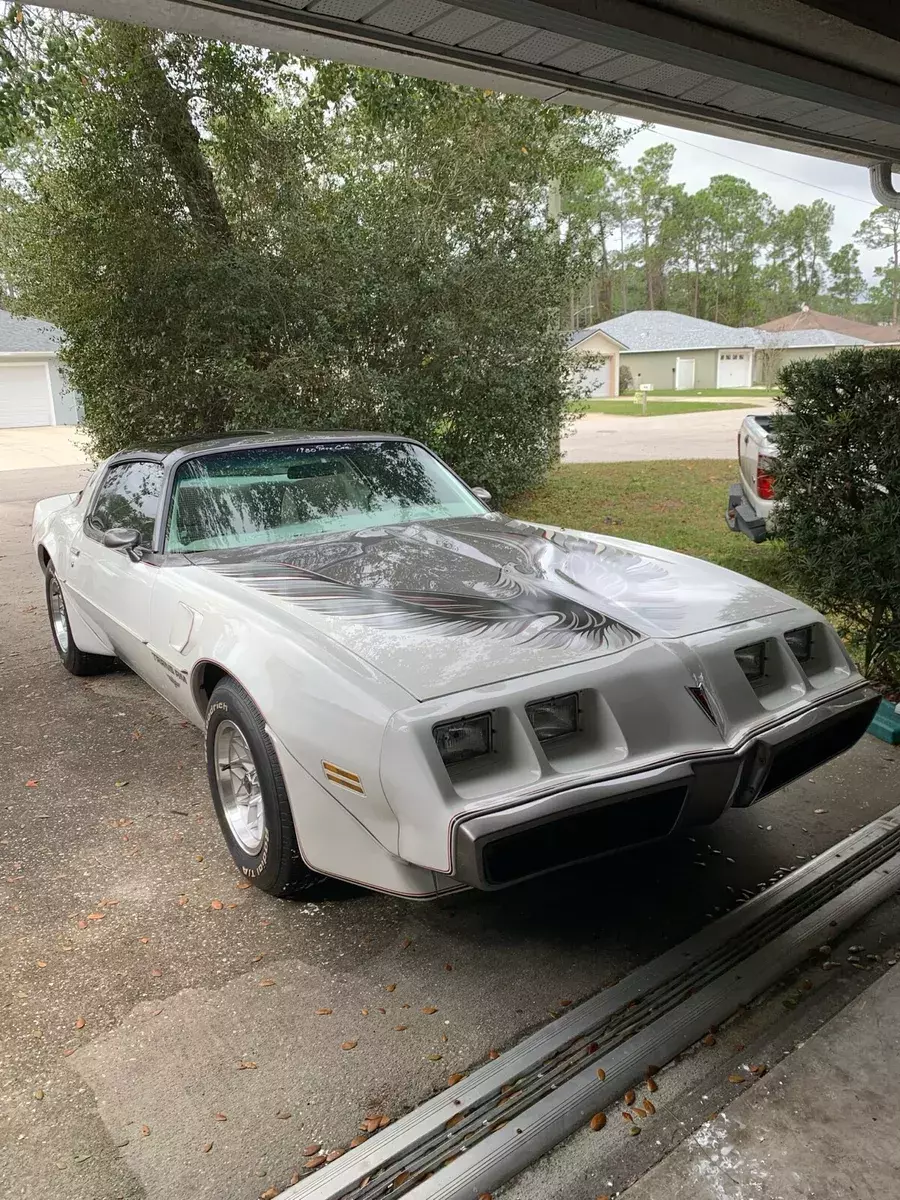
[32,431,878,899]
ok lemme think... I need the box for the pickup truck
[726,412,777,542]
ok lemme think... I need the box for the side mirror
[471,486,492,505]
[103,527,143,562]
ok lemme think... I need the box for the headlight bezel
[432,712,493,767]
[525,692,580,743]
[735,641,767,684]
[784,624,814,664]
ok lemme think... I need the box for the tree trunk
[108,24,232,248]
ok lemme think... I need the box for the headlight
[433,713,492,766]
[526,693,579,742]
[735,642,766,683]
[785,625,813,663]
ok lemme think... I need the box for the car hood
[190,515,796,700]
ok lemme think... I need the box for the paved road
[563,402,776,463]
[2,463,897,1200]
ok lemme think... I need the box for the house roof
[758,307,900,343]
[568,310,874,354]
[0,308,61,354]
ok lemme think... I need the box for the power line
[654,129,878,209]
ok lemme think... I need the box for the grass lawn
[507,459,788,593]
[645,387,778,399]
[578,399,759,416]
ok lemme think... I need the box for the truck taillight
[757,456,775,501]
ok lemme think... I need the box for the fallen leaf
[643,1098,656,1115]
[87,913,105,921]
[139,937,149,945]
[150,968,162,978]
[316,1008,332,1016]
[141,1125,150,1137]
[559,998,572,1006]
[394,1025,408,1031]
[260,1189,279,1199]
[596,1067,606,1082]
[289,1174,301,1187]
[36,961,47,968]
[177,895,188,907]
[623,1112,633,1122]
[422,1005,438,1014]
[634,1105,647,1118]
[33,1089,44,1100]
[399,1004,410,1010]
[647,1077,658,1093]
[393,1174,411,1188]
[728,1073,746,1084]
[376,1007,386,1014]
[384,983,397,992]
[203,1142,213,1153]
[236,880,251,890]
[325,1149,345,1163]
[238,1060,257,1070]
[702,1034,716,1047]
[25,778,39,787]
[341,1040,358,1051]
[63,1048,75,1057]
[258,979,276,987]
[445,963,453,971]
[627,1124,641,1137]
[488,1049,500,1060]
[589,1112,606,1131]
[275,1111,291,1119]
[445,1113,464,1129]
[441,1034,448,1043]
[750,1063,768,1077]
[195,854,204,862]
[74,1017,86,1030]
[814,808,828,815]
[215,1113,227,1121]
[477,1194,493,1200]
[447,1072,465,1086]
[400,938,412,949]
[77,920,87,930]
[378,1115,390,1128]
[624,1089,635,1105]
[301,1144,320,1156]
[350,1135,368,1148]
[361,1008,369,1016]
[586,1043,598,1055]
[305,1155,326,1169]
[427,1053,443,1061]
[115,781,129,788]
[210,899,224,910]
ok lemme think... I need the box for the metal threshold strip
[283,804,900,1200]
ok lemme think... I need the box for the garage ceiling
[45,1,900,172]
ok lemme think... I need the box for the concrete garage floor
[2,463,898,1200]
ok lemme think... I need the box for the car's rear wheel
[205,677,322,898]
[45,563,115,676]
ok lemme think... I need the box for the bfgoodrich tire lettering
[205,677,321,898]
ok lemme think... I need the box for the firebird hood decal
[205,561,641,652]
[191,516,795,699]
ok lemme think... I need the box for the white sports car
[33,431,878,899]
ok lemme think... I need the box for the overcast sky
[615,117,883,281]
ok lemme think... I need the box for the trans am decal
[209,561,641,652]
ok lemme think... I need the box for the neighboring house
[758,305,900,343]
[565,324,626,397]
[567,310,873,395]
[0,309,80,428]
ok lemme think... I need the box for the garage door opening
[0,363,52,427]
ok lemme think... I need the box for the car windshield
[165,439,487,552]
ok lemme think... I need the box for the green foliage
[0,17,627,500]
[772,349,900,679]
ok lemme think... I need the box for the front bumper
[450,683,879,890]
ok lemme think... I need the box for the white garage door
[717,350,752,389]
[581,359,610,397]
[0,363,52,427]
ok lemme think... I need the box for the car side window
[88,461,165,547]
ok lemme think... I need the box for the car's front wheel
[205,677,322,898]
[45,563,115,676]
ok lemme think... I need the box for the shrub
[618,361,634,393]
[772,348,900,679]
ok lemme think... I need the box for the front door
[675,357,695,389]
[66,459,165,675]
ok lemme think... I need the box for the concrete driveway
[0,426,90,471]
[563,401,775,463]
[2,462,897,1200]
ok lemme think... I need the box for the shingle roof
[758,307,900,343]
[0,308,61,354]
[568,310,874,353]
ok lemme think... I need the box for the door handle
[71,548,81,558]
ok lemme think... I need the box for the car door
[66,459,165,678]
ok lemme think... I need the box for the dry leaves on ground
[341,1041,358,1051]
[589,1113,606,1131]
[210,899,224,910]
[422,1005,438,1014]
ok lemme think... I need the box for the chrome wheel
[49,575,70,655]
[214,720,265,854]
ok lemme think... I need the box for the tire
[205,677,322,898]
[45,563,115,676]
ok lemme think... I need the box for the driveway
[563,401,776,463]
[0,426,89,471]
[2,462,898,1200]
